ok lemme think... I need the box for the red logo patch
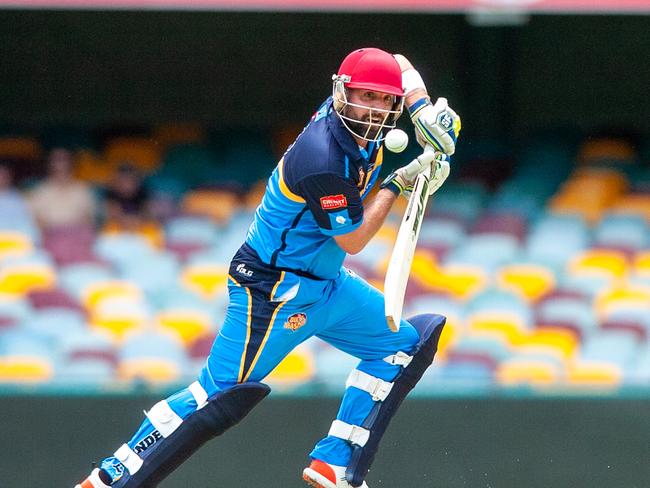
[320,194,348,210]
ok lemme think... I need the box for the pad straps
[114,444,143,475]
[346,369,394,402]
[329,420,371,447]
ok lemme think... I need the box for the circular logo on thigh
[284,313,307,331]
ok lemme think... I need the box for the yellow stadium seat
[414,264,489,300]
[376,249,439,289]
[74,149,112,184]
[154,122,206,148]
[497,264,556,302]
[436,315,461,361]
[567,167,628,193]
[157,309,213,345]
[267,346,315,384]
[467,311,527,346]
[566,361,622,386]
[104,137,162,174]
[0,262,57,295]
[0,356,54,382]
[548,197,608,224]
[577,137,636,165]
[181,190,240,224]
[82,281,143,310]
[408,251,440,288]
[101,222,164,249]
[118,358,181,383]
[90,300,149,340]
[594,284,650,318]
[0,136,42,160]
[549,168,628,223]
[496,358,561,386]
[181,264,229,298]
[515,327,579,360]
[633,250,650,275]
[568,249,628,280]
[608,195,650,222]
[0,232,33,260]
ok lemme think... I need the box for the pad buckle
[369,378,392,402]
[384,351,413,367]
[329,419,370,447]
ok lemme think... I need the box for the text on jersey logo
[236,263,253,277]
[320,194,348,210]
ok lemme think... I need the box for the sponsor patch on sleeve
[320,194,348,210]
[328,209,351,229]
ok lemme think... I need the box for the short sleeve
[295,173,363,236]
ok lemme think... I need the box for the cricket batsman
[76,47,460,488]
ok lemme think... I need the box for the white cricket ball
[384,128,409,153]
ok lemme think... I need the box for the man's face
[343,88,396,140]
[48,148,73,179]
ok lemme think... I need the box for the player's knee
[407,313,446,366]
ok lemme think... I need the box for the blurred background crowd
[1,117,650,395]
[0,8,649,397]
[2,6,650,487]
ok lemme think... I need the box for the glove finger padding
[410,97,461,155]
[401,149,436,180]
[379,149,436,198]
[428,154,450,196]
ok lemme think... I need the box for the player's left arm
[393,54,461,155]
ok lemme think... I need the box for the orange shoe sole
[303,472,326,488]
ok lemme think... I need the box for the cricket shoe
[74,468,111,488]
[75,461,124,488]
[302,459,369,488]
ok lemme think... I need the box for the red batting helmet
[337,48,404,96]
[332,48,405,142]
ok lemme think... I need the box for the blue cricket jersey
[245,97,385,280]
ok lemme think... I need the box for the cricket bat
[384,166,432,332]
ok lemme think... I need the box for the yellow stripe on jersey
[237,284,253,383]
[376,145,384,166]
[270,271,285,301]
[277,158,305,203]
[361,146,383,195]
[242,299,288,383]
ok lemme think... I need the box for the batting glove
[428,153,450,196]
[381,148,438,198]
[409,97,461,155]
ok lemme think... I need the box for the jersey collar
[326,97,374,168]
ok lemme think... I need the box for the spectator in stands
[103,163,151,231]
[28,147,96,230]
[0,161,35,226]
